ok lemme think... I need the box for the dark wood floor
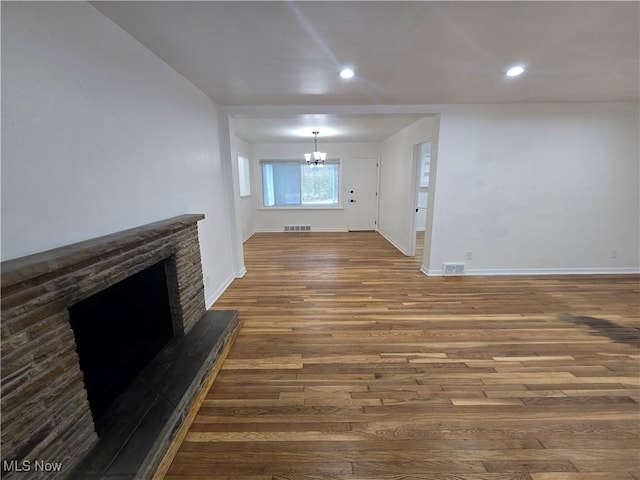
[164,232,640,480]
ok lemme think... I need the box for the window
[261,160,340,207]
[237,155,251,197]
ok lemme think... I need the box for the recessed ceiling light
[339,68,355,79]
[506,65,525,77]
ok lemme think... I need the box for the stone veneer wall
[1,214,206,479]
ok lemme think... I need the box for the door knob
[350,199,356,203]
[350,190,354,194]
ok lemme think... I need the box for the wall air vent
[284,225,311,232]
[442,262,465,276]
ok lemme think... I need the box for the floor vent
[284,225,311,232]
[442,262,465,276]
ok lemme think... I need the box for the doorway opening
[414,142,431,262]
[407,140,432,262]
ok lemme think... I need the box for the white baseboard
[205,273,236,309]
[424,267,640,277]
[377,229,411,256]
[242,231,255,242]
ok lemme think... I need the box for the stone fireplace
[1,215,239,479]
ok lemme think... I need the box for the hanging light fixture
[304,131,326,167]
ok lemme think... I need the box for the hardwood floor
[164,232,640,480]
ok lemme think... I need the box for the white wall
[426,103,640,275]
[250,142,381,232]
[1,2,238,305]
[379,117,436,254]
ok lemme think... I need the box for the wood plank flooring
[164,232,640,480]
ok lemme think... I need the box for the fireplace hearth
[1,215,239,479]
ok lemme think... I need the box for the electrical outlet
[466,251,473,261]
[611,250,617,259]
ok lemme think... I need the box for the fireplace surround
[1,215,239,479]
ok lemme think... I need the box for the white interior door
[344,157,379,231]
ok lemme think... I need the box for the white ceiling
[92,1,639,143]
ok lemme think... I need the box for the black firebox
[68,259,174,433]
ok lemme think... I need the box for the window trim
[259,158,342,209]
[237,155,252,198]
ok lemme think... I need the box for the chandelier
[304,131,326,167]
